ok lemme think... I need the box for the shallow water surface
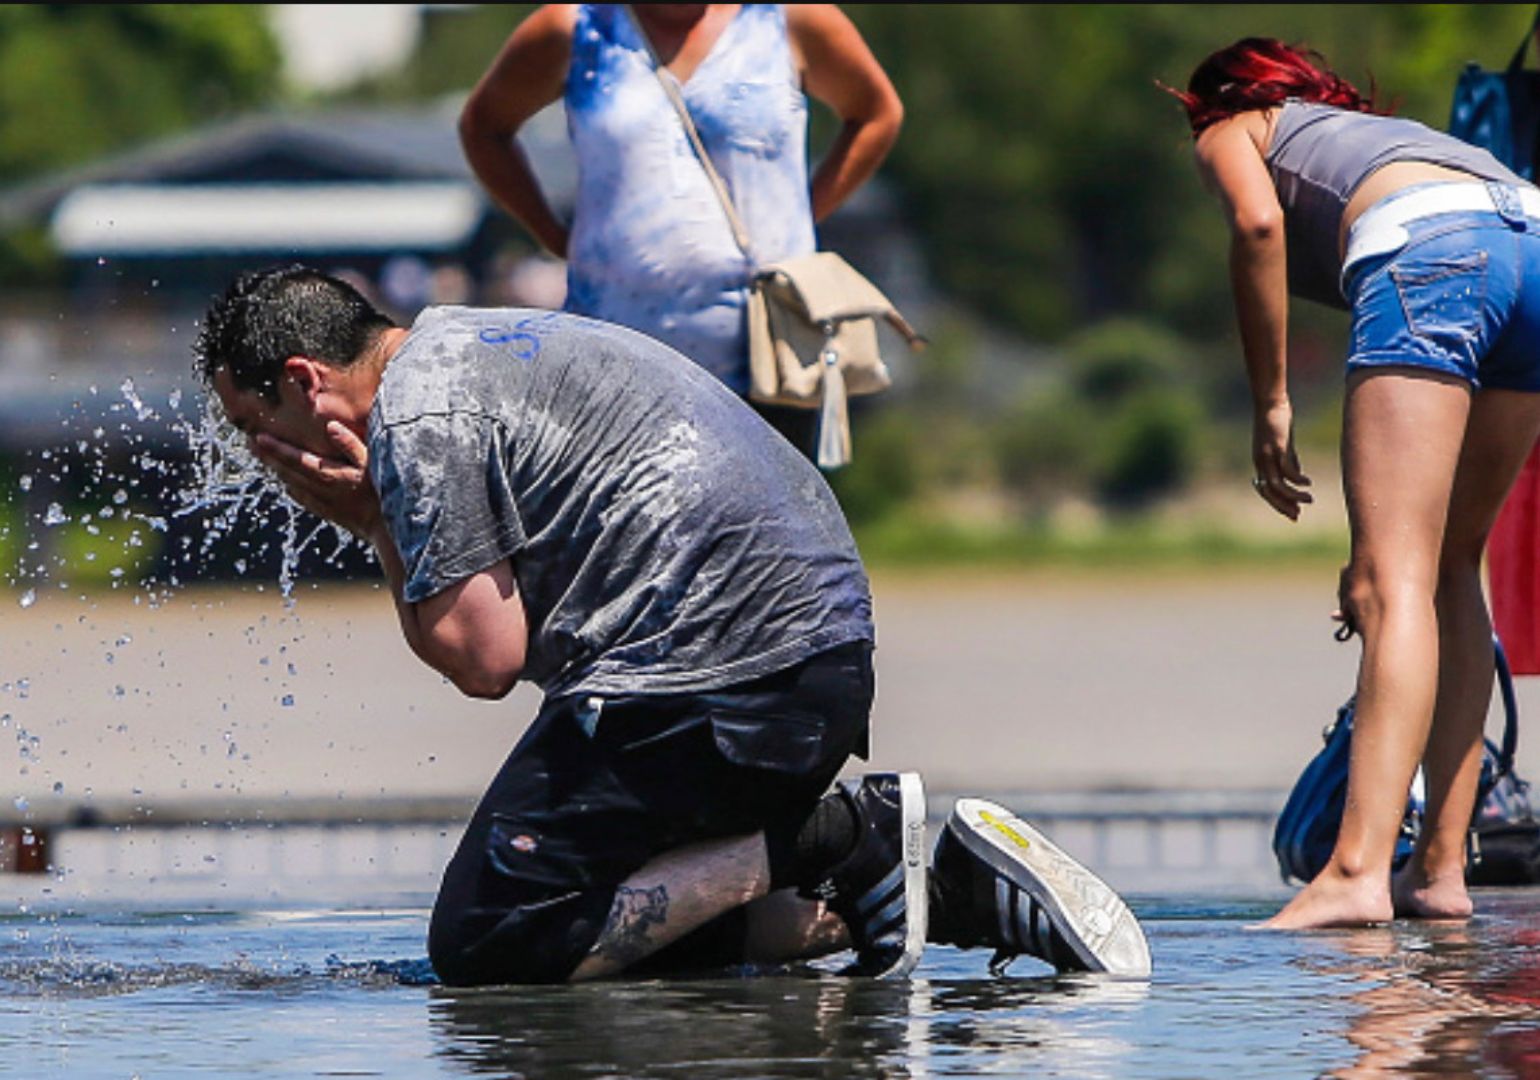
[2,892,1540,1079]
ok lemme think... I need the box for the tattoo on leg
[593,884,670,969]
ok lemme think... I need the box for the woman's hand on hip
[1251,399,1313,520]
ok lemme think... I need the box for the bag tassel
[816,346,851,470]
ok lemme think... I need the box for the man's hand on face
[253,422,382,541]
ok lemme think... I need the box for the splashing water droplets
[119,378,155,422]
[171,401,365,599]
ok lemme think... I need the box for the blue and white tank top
[563,4,815,393]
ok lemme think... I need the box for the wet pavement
[3,890,1540,1078]
[5,573,1540,1076]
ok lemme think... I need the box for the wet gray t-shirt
[368,306,873,700]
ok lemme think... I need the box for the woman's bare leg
[1397,388,1540,918]
[1263,369,1470,930]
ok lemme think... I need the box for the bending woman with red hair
[1171,38,1540,929]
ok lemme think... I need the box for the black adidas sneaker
[929,798,1151,977]
[802,772,928,978]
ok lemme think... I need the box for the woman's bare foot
[1391,865,1473,920]
[1253,866,1393,930]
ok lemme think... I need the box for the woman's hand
[1251,399,1313,520]
[252,422,382,541]
[1332,563,1359,640]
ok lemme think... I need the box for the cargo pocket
[708,708,831,775]
[1391,251,1488,348]
[485,815,592,891]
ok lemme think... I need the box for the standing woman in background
[458,4,903,458]
[1169,38,1540,929]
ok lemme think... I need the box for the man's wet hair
[193,265,396,401]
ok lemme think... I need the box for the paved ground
[4,567,1538,814]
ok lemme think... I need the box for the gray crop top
[1264,100,1525,308]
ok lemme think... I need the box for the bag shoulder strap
[1494,636,1520,778]
[625,6,755,261]
[623,8,926,353]
[1509,7,1540,73]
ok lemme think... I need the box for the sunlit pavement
[6,569,1532,806]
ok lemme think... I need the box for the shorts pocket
[1390,251,1488,346]
[709,708,831,775]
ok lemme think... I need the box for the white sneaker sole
[950,798,1151,978]
[883,771,929,979]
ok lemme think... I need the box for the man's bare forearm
[366,525,431,665]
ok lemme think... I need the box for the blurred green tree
[993,318,1205,513]
[0,5,280,283]
[0,5,280,185]
[846,3,1536,346]
[341,5,538,102]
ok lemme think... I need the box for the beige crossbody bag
[631,9,924,468]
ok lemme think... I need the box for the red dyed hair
[1165,37,1379,136]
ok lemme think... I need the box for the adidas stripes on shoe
[801,772,928,978]
[929,797,1151,977]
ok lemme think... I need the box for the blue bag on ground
[1271,690,1418,885]
[1448,8,1540,179]
[1272,638,1540,886]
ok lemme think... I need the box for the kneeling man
[196,266,1150,984]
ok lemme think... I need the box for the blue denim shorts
[1344,200,1540,391]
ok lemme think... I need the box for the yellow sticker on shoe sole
[979,808,1032,852]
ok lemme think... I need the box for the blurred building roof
[52,182,485,257]
[0,91,924,389]
[0,94,910,253]
[6,102,430,217]
[0,96,576,258]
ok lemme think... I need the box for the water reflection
[427,954,1150,1079]
[11,897,1540,1077]
[1316,892,1540,1079]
